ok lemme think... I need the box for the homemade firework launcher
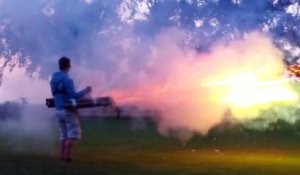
[46,97,116,109]
[46,97,121,117]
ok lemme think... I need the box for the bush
[0,101,25,120]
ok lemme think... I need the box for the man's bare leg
[65,139,76,161]
[60,139,67,160]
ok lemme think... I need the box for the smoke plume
[88,30,297,140]
[0,102,56,154]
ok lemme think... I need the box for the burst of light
[201,72,298,108]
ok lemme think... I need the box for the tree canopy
[0,0,299,82]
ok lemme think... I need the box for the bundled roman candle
[46,97,115,109]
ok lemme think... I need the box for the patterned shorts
[56,110,81,140]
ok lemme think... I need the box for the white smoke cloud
[84,0,94,5]
[65,28,295,142]
[41,2,55,17]
[0,104,56,154]
[0,25,294,142]
[0,67,50,104]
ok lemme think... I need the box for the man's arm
[65,78,91,99]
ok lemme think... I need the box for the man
[50,56,91,161]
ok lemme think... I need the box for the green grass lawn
[1,118,300,175]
